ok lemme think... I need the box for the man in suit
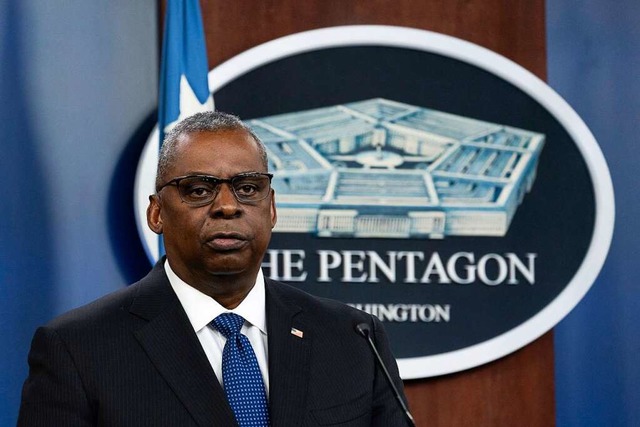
[18,111,411,426]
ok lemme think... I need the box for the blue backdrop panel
[0,1,156,425]
[548,1,640,426]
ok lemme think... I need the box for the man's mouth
[205,233,248,251]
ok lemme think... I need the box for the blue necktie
[212,313,270,426]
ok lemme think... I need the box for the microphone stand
[356,323,416,427]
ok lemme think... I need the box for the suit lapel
[129,263,236,427]
[266,280,311,426]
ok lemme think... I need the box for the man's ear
[147,195,163,235]
[270,189,277,229]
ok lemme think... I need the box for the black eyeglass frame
[156,172,274,206]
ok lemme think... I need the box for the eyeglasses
[157,173,273,206]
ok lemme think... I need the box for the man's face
[147,129,277,288]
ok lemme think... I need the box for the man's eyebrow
[180,170,212,176]
[181,171,264,177]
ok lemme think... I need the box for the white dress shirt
[165,260,270,395]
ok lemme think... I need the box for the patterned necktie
[211,313,270,426]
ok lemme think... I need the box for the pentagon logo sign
[248,98,544,239]
[135,26,614,378]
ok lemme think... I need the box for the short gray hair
[156,111,268,190]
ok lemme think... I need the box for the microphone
[355,323,416,427]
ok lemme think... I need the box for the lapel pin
[290,327,304,338]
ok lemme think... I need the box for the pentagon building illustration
[247,98,545,239]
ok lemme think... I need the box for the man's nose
[209,183,241,217]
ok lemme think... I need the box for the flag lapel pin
[290,327,304,338]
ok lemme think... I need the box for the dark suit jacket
[18,261,409,426]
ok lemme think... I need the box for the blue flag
[158,0,213,143]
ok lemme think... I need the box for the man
[19,111,410,426]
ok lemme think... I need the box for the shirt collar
[165,259,267,335]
